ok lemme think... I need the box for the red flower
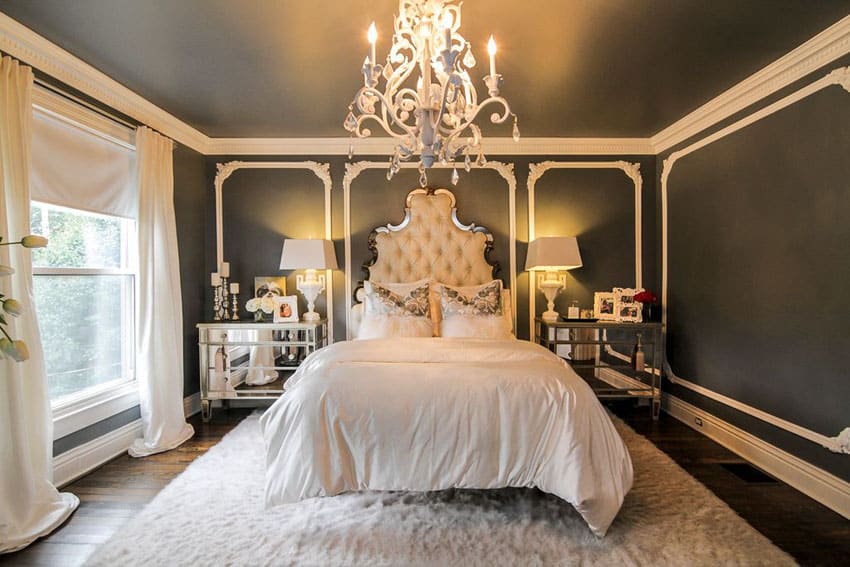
[634,290,657,304]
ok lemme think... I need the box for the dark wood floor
[2,403,848,566]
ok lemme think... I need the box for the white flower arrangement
[245,293,276,322]
[1,234,49,362]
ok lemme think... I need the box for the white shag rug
[86,414,794,566]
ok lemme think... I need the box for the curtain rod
[34,77,137,131]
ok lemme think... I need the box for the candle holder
[221,276,230,320]
[212,285,222,321]
[231,292,240,320]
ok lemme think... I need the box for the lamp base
[541,310,559,323]
[302,311,321,322]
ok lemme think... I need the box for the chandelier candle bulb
[443,12,452,48]
[367,22,377,65]
[488,35,497,77]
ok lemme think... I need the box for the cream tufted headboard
[362,187,499,288]
[350,188,504,337]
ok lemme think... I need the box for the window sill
[52,381,139,440]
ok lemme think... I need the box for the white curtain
[0,57,78,554]
[128,126,193,457]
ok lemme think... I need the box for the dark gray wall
[206,155,655,343]
[661,58,850,481]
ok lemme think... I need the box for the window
[29,86,139,437]
[30,202,136,402]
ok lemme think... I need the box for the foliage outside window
[30,202,136,402]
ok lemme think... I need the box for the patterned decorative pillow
[365,280,431,319]
[440,280,503,318]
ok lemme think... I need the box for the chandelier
[344,0,519,186]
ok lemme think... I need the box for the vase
[642,304,655,322]
[253,310,265,323]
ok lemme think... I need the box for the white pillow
[437,280,513,339]
[357,279,434,339]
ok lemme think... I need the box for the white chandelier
[344,0,519,186]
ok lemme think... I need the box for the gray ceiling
[1,0,848,138]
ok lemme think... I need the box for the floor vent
[720,462,778,483]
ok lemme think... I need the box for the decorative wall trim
[343,161,517,339]
[664,395,850,519]
[53,418,142,488]
[214,161,334,340]
[652,15,850,152]
[0,12,208,153]
[526,161,643,338]
[661,66,850,453]
[208,137,654,156]
[666,369,850,454]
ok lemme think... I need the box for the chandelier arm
[352,87,419,140]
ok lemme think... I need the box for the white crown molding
[342,161,517,339]
[0,12,208,153]
[207,137,654,156]
[664,395,850,519]
[526,160,643,339]
[652,15,850,153]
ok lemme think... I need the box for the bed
[260,188,633,536]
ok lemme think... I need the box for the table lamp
[279,239,338,321]
[525,236,582,323]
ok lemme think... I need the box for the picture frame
[593,292,617,321]
[273,295,299,323]
[254,276,287,298]
[613,287,643,322]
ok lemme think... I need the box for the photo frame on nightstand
[594,292,617,321]
[613,287,643,322]
[273,295,299,323]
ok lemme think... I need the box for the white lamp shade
[525,236,582,271]
[279,239,339,270]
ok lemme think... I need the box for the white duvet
[259,338,633,536]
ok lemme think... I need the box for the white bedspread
[259,338,633,536]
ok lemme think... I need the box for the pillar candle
[220,262,230,278]
[230,282,239,294]
[211,272,221,286]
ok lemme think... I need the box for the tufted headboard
[350,188,502,336]
[361,187,499,288]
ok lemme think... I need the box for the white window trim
[32,204,139,439]
[29,87,140,441]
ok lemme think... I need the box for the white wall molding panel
[526,160,643,339]
[661,65,850,454]
[214,161,334,340]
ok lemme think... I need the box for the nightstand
[535,318,663,419]
[197,320,327,422]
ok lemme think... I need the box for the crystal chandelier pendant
[451,167,459,185]
[344,0,519,181]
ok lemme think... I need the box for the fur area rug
[86,414,793,566]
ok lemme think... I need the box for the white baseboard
[54,393,202,488]
[53,418,142,488]
[663,395,850,520]
[184,392,201,417]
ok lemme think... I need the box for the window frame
[30,88,140,440]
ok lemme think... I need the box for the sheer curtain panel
[128,127,194,457]
[0,56,79,554]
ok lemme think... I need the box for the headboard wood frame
[354,187,501,303]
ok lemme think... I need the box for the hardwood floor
[2,404,848,566]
